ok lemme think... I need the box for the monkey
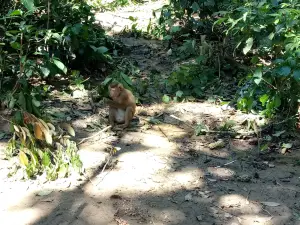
[104,82,136,129]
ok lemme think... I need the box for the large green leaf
[18,92,26,110]
[191,2,200,12]
[10,42,21,50]
[243,37,253,55]
[21,0,36,11]
[293,70,300,80]
[52,59,67,74]
[40,66,50,77]
[9,10,23,16]
[19,151,29,166]
[253,68,262,85]
[121,72,132,86]
[278,66,291,76]
[42,152,51,167]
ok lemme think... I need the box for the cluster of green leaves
[151,0,299,118]
[0,0,116,180]
[0,0,112,108]
[6,112,82,180]
[164,57,217,101]
[216,0,300,117]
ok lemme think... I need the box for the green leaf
[51,33,62,42]
[19,151,29,166]
[58,164,68,178]
[293,70,300,80]
[253,68,262,85]
[259,94,269,106]
[52,59,67,74]
[18,92,26,110]
[191,2,200,12]
[176,90,183,98]
[170,26,181,33]
[42,152,51,167]
[98,46,108,54]
[282,143,292,149]
[40,66,50,77]
[163,35,172,40]
[274,95,281,107]
[32,98,41,107]
[10,42,21,50]
[9,10,23,16]
[14,111,23,124]
[21,0,36,11]
[128,16,137,21]
[243,37,253,55]
[162,94,171,103]
[9,98,16,109]
[102,77,113,86]
[121,72,132,86]
[278,66,291,76]
[268,32,275,40]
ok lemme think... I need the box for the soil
[1,1,300,225]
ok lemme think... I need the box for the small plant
[6,112,82,180]
[70,70,89,90]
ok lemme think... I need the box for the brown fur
[105,83,136,128]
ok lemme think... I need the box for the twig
[96,156,112,186]
[157,125,170,142]
[78,125,111,145]
[215,160,236,168]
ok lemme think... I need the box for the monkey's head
[109,83,124,100]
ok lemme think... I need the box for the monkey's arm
[104,98,128,110]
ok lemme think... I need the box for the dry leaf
[47,123,55,131]
[13,125,20,132]
[61,123,75,137]
[34,122,44,140]
[20,127,27,143]
[38,119,50,131]
[44,129,53,145]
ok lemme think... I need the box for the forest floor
[1,1,300,225]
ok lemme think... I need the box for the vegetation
[1,0,299,180]
[0,0,115,179]
[150,0,300,119]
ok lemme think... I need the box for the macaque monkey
[105,83,136,129]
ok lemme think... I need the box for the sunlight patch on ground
[218,194,261,214]
[95,1,166,34]
[207,167,235,179]
[0,208,45,225]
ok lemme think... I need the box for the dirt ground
[1,1,300,225]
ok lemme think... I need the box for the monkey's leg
[120,107,134,129]
[109,107,117,127]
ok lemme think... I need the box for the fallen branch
[78,125,111,145]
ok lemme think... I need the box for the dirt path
[1,1,300,225]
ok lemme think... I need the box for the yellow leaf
[34,122,44,140]
[19,151,29,166]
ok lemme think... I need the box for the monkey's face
[109,86,121,100]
